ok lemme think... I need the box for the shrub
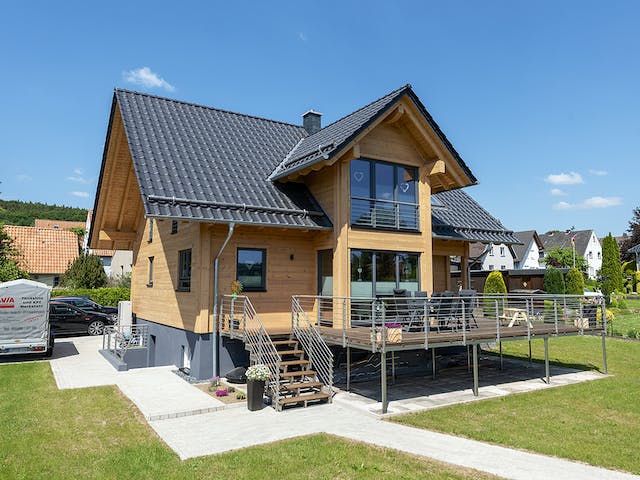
[51,287,130,306]
[627,328,640,339]
[622,260,636,274]
[236,391,246,400]
[544,267,565,294]
[565,267,585,295]
[600,233,624,301]
[483,271,507,316]
[62,254,107,289]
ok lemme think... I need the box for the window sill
[243,289,267,293]
[175,288,191,293]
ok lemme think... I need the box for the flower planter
[377,327,402,344]
[247,379,265,411]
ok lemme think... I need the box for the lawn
[609,296,640,337]
[0,362,497,480]
[392,335,640,474]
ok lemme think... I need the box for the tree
[484,271,507,294]
[544,267,565,294]
[600,233,624,299]
[565,267,585,295]
[0,223,28,281]
[620,206,640,261]
[543,246,588,273]
[62,254,107,289]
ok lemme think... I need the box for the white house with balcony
[539,230,602,279]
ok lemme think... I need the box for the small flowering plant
[246,364,270,381]
[385,323,402,329]
[231,280,244,298]
[215,388,228,397]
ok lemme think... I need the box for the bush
[565,267,585,295]
[627,328,640,339]
[62,254,107,289]
[51,287,130,306]
[544,267,565,294]
[483,271,507,316]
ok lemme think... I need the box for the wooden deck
[318,317,603,352]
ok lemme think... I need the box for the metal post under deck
[432,348,436,380]
[544,337,550,384]
[391,352,396,384]
[472,343,479,396]
[381,350,388,414]
[602,333,608,374]
[499,341,503,370]
[467,345,470,373]
[528,340,532,366]
[346,346,351,391]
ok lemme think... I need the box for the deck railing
[102,324,149,360]
[291,296,334,393]
[219,295,281,406]
[292,293,606,351]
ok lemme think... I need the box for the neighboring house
[512,230,544,269]
[34,219,85,230]
[539,230,602,279]
[3,225,79,287]
[468,242,515,271]
[83,210,132,278]
[89,85,519,379]
[629,244,640,271]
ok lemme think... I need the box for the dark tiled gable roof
[431,190,520,244]
[512,230,539,262]
[116,89,331,229]
[539,230,595,256]
[269,84,477,184]
[629,244,640,254]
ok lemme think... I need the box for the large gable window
[237,248,266,292]
[350,159,418,231]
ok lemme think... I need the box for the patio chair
[457,289,478,329]
[431,291,458,331]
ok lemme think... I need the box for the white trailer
[0,279,53,357]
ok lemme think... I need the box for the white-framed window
[488,264,494,270]
[500,246,505,257]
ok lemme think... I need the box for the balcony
[351,196,419,231]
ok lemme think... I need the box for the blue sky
[0,1,638,237]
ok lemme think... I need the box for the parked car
[48,301,115,336]
[52,296,118,318]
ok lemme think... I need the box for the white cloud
[66,175,91,184]
[582,196,622,208]
[70,191,90,198]
[123,67,175,91]
[16,174,32,182]
[545,172,584,185]
[588,169,608,176]
[550,188,567,196]
[73,168,83,175]
[552,196,622,210]
[298,32,308,42]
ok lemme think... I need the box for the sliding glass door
[350,249,419,297]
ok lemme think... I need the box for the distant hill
[0,199,87,226]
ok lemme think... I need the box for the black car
[49,301,115,336]
[52,296,118,317]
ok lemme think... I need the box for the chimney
[302,110,322,135]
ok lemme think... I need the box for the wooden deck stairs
[252,338,331,410]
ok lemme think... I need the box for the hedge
[51,287,130,306]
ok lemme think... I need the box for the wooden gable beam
[99,229,137,242]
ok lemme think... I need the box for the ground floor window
[237,248,266,291]
[177,249,192,291]
[350,249,419,297]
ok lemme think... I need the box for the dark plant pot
[584,305,597,328]
[247,379,265,411]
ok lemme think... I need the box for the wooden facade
[92,95,475,335]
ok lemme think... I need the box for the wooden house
[89,85,519,379]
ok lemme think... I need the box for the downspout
[212,222,235,377]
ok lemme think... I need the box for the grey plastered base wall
[136,318,249,380]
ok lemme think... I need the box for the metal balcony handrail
[103,324,149,361]
[219,295,281,408]
[292,296,334,393]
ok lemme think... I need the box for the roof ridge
[306,83,411,136]
[114,88,307,130]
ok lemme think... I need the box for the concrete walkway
[49,336,224,420]
[45,336,638,480]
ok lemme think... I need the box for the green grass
[609,297,640,337]
[392,336,640,474]
[0,362,497,480]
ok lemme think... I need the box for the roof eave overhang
[146,214,333,231]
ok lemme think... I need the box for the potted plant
[231,280,243,299]
[245,364,269,411]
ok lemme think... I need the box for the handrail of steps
[219,295,281,408]
[291,296,334,395]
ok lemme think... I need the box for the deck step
[278,392,330,406]
[277,349,304,356]
[272,340,298,346]
[280,381,322,391]
[279,359,309,368]
[280,369,316,379]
